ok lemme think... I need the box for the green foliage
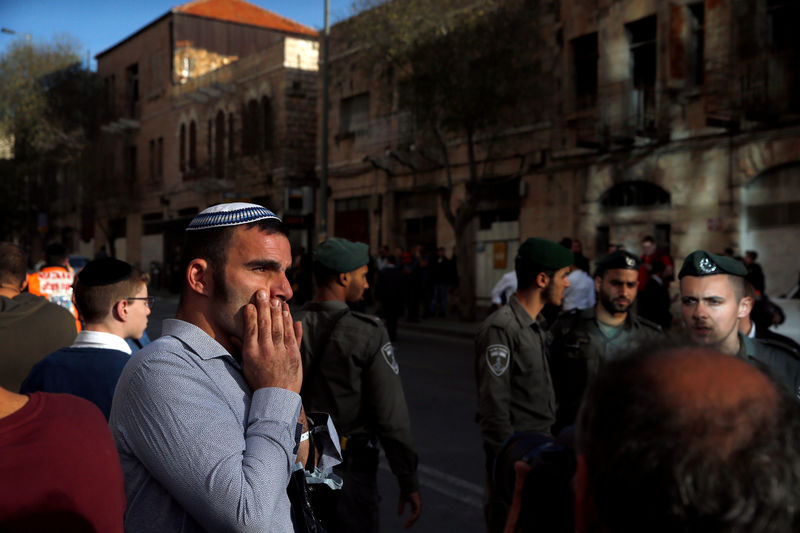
[0,35,94,162]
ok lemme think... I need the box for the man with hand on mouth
[679,250,800,399]
[550,250,663,429]
[109,203,339,533]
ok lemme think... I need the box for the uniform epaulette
[635,315,663,332]
[350,311,383,327]
[487,306,515,329]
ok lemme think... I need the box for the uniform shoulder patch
[381,342,400,374]
[485,344,511,377]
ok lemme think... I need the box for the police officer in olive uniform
[550,250,663,429]
[475,238,573,533]
[679,250,800,399]
[295,238,421,532]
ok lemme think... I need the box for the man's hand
[240,290,303,393]
[398,491,421,529]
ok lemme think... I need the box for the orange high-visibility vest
[27,266,82,332]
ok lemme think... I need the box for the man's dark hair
[515,254,553,291]
[182,218,288,296]
[0,242,27,286]
[746,250,758,261]
[312,261,340,289]
[641,235,655,244]
[576,343,800,533]
[44,242,68,266]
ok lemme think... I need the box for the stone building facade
[84,0,318,276]
[323,0,800,305]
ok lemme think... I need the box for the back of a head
[44,242,68,266]
[576,344,800,533]
[0,242,27,287]
[73,258,148,323]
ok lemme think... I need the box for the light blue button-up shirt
[110,319,302,532]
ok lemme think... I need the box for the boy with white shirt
[21,257,150,419]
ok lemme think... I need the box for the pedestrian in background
[296,237,421,532]
[475,237,572,533]
[0,242,77,392]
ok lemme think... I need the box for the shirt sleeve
[475,325,514,457]
[363,327,420,494]
[111,353,302,533]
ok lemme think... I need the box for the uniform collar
[508,295,541,329]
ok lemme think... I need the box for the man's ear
[337,272,349,287]
[535,271,550,290]
[112,299,129,322]
[737,296,754,319]
[20,277,28,292]
[186,259,212,296]
[594,275,602,294]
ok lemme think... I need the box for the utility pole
[319,0,330,243]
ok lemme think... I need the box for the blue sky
[0,0,354,69]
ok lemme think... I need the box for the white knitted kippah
[185,202,281,231]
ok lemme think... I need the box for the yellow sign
[493,242,507,269]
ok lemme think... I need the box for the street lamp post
[1,28,32,41]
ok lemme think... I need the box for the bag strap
[301,307,349,398]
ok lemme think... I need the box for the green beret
[516,238,574,271]
[594,250,640,277]
[313,237,369,273]
[77,258,133,286]
[678,250,748,279]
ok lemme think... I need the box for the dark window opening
[228,113,235,159]
[767,0,799,52]
[572,33,598,110]
[125,63,139,118]
[596,225,610,255]
[242,99,260,155]
[157,137,163,180]
[261,96,272,152]
[339,93,370,136]
[478,208,520,230]
[103,75,116,121]
[189,120,197,170]
[600,180,670,209]
[125,145,137,182]
[689,3,704,86]
[179,124,186,173]
[149,139,156,182]
[207,120,212,164]
[215,110,225,179]
[626,16,657,131]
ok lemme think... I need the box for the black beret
[77,258,133,286]
[678,250,748,279]
[594,250,640,277]
[516,238,574,270]
[313,238,369,273]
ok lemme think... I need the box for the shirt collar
[162,318,237,365]
[71,330,132,354]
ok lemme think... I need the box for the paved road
[146,296,486,533]
[377,329,484,533]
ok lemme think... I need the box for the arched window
[600,180,670,209]
[207,120,212,164]
[189,120,197,170]
[215,110,225,178]
[242,99,260,155]
[179,124,186,173]
[261,96,271,151]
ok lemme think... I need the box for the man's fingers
[241,302,258,354]
[282,302,297,347]
[270,297,284,345]
[293,320,303,346]
[255,290,272,346]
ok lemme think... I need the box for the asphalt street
[146,295,486,533]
